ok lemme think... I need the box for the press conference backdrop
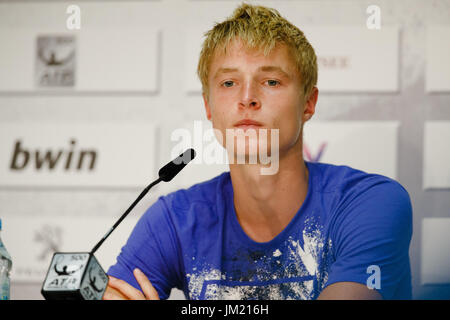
[0,0,449,300]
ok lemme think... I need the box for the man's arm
[107,197,182,300]
[317,282,382,300]
[322,179,413,300]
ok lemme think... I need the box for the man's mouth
[233,119,264,131]
[233,124,263,132]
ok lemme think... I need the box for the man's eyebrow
[212,66,291,79]
[258,66,290,77]
[213,67,238,79]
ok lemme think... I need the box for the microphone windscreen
[158,148,196,182]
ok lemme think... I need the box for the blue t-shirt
[107,161,413,300]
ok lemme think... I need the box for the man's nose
[239,82,261,110]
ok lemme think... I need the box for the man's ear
[302,87,318,123]
[203,92,212,121]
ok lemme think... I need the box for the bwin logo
[10,139,97,171]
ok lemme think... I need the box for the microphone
[158,148,196,182]
[41,149,196,300]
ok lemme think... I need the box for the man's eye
[222,81,234,87]
[267,80,280,86]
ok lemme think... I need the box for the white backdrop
[0,0,449,300]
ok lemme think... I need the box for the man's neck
[229,143,309,243]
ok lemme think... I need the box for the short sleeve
[325,179,413,300]
[107,197,183,300]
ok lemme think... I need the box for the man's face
[203,39,315,160]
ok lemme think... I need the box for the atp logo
[303,142,327,162]
[88,267,104,293]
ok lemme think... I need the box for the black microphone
[158,148,196,182]
[41,149,196,300]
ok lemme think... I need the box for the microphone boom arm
[90,177,162,255]
[89,148,195,255]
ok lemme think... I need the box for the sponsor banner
[301,26,399,92]
[1,215,139,283]
[185,26,399,93]
[426,26,450,92]
[0,27,159,92]
[303,121,399,179]
[421,218,450,285]
[0,123,157,188]
[423,122,450,189]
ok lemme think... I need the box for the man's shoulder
[309,161,406,196]
[311,162,412,223]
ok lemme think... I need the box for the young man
[104,3,412,300]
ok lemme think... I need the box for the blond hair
[197,3,318,100]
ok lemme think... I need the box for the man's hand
[102,268,160,300]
